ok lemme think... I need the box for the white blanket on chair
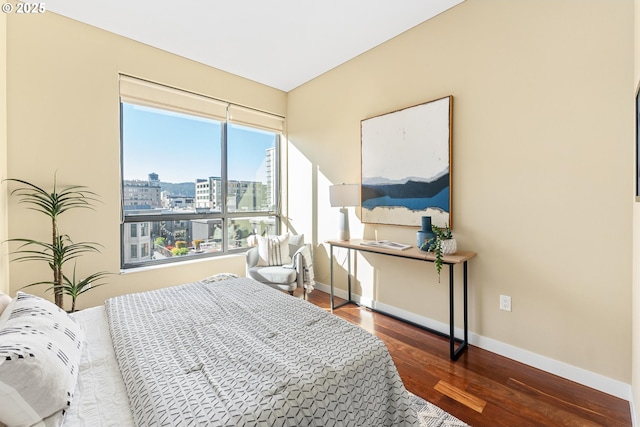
[293,244,315,293]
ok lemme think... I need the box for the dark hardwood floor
[303,290,632,427]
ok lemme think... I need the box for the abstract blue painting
[361,96,452,227]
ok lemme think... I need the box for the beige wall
[5,12,286,308]
[289,0,633,384]
[633,0,639,420]
[2,0,635,401]
[0,12,7,295]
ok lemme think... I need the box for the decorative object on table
[4,174,110,312]
[420,223,456,281]
[329,183,360,241]
[360,240,411,251]
[416,216,436,250]
[361,95,453,227]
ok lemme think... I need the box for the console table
[327,239,476,361]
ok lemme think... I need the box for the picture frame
[360,95,453,227]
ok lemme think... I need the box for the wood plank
[434,380,487,413]
[304,290,632,427]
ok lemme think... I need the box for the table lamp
[329,183,360,241]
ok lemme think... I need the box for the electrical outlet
[500,295,512,312]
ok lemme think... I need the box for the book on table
[360,240,412,251]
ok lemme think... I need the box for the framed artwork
[361,95,453,227]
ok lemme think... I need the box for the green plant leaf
[4,174,106,310]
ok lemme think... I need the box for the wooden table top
[326,239,476,264]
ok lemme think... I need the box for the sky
[122,103,275,183]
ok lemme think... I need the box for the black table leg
[330,244,352,311]
[450,261,469,360]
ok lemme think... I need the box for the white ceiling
[46,0,464,92]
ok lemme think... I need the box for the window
[141,243,149,258]
[119,75,283,268]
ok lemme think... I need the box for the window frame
[119,79,283,270]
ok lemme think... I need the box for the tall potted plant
[5,175,109,311]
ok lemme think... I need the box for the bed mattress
[63,277,418,426]
[65,306,134,427]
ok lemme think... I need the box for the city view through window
[121,103,278,267]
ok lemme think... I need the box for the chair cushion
[248,266,297,287]
[256,234,292,266]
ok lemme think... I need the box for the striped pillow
[0,292,84,427]
[0,293,10,317]
[256,234,292,266]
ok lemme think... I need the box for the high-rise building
[122,173,159,263]
[123,173,162,210]
[265,147,276,210]
[195,177,222,211]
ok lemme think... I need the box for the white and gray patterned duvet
[105,277,418,427]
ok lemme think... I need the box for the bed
[0,275,418,427]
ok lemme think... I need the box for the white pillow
[256,233,292,266]
[201,273,240,283]
[246,234,258,247]
[0,292,84,427]
[288,234,305,254]
[0,293,11,317]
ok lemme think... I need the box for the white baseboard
[314,282,633,403]
[630,389,637,427]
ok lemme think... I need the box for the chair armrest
[246,246,259,270]
[292,244,312,288]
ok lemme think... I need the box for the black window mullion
[275,133,281,235]
[119,96,281,269]
[221,119,228,251]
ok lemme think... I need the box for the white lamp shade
[329,184,360,207]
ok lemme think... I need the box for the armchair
[245,233,314,299]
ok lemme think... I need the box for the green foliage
[5,174,107,310]
[432,224,453,240]
[171,247,190,256]
[154,237,166,247]
[426,224,453,282]
[175,240,187,249]
[59,263,111,312]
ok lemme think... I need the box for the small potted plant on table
[420,224,456,281]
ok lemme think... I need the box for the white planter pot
[440,238,457,255]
